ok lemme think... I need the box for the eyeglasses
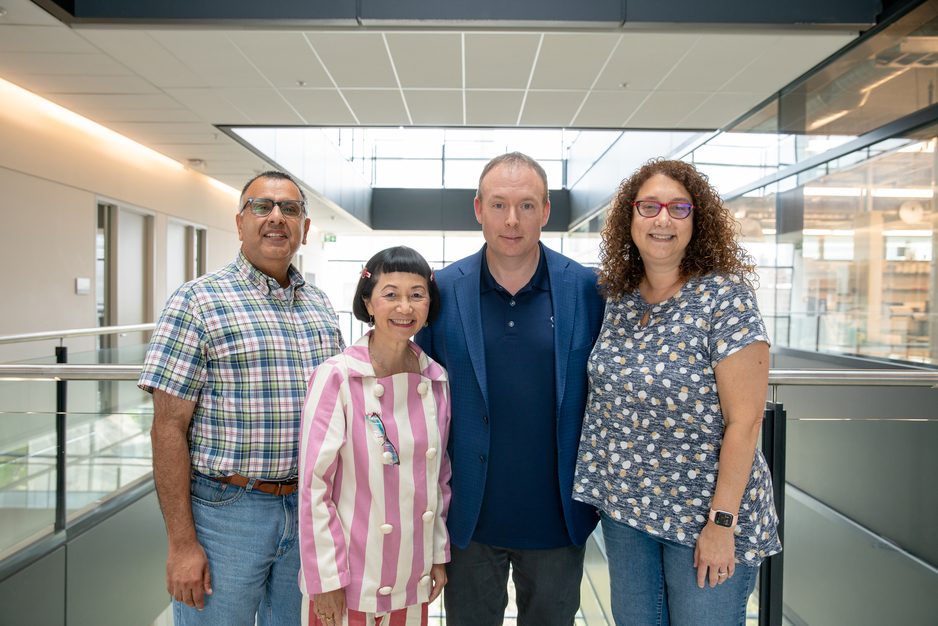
[241,197,306,219]
[365,413,400,466]
[633,201,694,219]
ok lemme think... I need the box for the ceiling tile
[306,32,397,89]
[519,91,587,126]
[571,90,649,127]
[227,32,333,89]
[107,121,221,137]
[657,33,777,92]
[465,33,541,89]
[279,89,357,126]
[721,32,858,94]
[217,88,306,125]
[529,33,621,90]
[83,108,203,123]
[385,33,461,89]
[465,90,524,126]
[342,89,409,125]
[625,91,710,128]
[78,30,207,88]
[404,90,463,125]
[42,92,184,110]
[130,132,232,145]
[156,143,257,158]
[5,74,160,94]
[0,52,134,76]
[1,0,65,25]
[594,33,697,91]
[147,31,268,88]
[677,92,767,129]
[0,25,100,53]
[163,88,253,124]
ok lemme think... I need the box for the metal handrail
[0,323,155,345]
[1,364,936,386]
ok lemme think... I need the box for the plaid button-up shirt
[139,252,345,480]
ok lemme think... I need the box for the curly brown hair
[598,158,755,299]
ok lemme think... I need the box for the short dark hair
[352,246,441,325]
[239,171,307,211]
[477,152,549,205]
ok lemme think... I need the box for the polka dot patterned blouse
[572,273,782,566]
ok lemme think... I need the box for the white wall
[0,77,241,362]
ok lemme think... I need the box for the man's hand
[167,539,212,609]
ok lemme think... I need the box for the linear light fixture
[883,230,933,237]
[803,187,934,198]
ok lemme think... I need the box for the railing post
[55,346,67,533]
[759,400,786,626]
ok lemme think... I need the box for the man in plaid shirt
[139,171,344,626]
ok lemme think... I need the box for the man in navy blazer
[416,152,604,625]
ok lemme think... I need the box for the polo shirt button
[483,415,488,423]
[422,510,434,522]
[479,455,485,463]
[426,447,437,459]
[508,321,515,327]
[379,586,392,595]
[380,523,393,534]
[419,575,431,587]
[510,300,516,306]
[374,384,385,397]
[417,382,429,395]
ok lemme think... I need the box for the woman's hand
[313,588,347,624]
[428,563,447,603]
[694,522,736,588]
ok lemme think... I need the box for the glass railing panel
[777,381,938,625]
[0,411,57,555]
[65,406,154,516]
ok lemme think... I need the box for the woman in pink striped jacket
[299,246,451,626]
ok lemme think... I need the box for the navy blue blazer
[416,245,605,549]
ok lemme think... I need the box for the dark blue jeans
[443,541,586,626]
[601,512,758,626]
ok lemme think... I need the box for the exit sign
[324,234,336,242]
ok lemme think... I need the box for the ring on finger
[717,571,728,577]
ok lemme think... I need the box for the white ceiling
[0,0,859,231]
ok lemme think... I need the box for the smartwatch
[709,509,737,528]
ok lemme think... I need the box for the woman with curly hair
[572,159,781,625]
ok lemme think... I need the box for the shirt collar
[346,331,448,382]
[236,251,305,299]
[479,241,549,294]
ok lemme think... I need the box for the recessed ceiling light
[0,7,8,18]
[620,82,629,89]
[296,80,307,87]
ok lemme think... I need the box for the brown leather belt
[198,472,298,496]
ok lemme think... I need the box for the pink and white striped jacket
[298,333,451,614]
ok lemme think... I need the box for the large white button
[380,524,393,534]
[374,384,385,397]
[425,447,438,460]
[419,575,431,587]
[422,510,434,523]
[417,382,429,395]
[379,586,392,595]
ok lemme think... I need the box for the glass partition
[0,402,154,556]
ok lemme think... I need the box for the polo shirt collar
[479,241,549,294]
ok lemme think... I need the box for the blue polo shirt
[472,243,570,549]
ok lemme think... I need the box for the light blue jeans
[601,512,758,626]
[173,474,301,626]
